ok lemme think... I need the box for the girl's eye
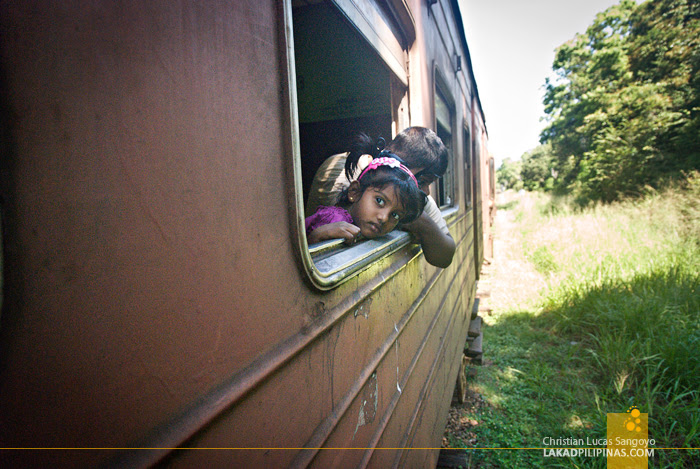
[375,197,384,206]
[391,212,401,221]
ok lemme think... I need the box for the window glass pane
[435,92,451,133]
[435,89,453,207]
[463,127,472,208]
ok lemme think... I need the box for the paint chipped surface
[352,371,378,440]
[395,324,402,393]
[352,298,372,318]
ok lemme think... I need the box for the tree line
[498,0,699,204]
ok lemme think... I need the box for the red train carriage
[0,0,490,467]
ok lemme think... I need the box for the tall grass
[533,176,700,467]
[452,174,699,468]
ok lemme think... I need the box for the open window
[286,0,415,289]
[463,125,472,209]
[434,71,455,209]
[293,2,394,205]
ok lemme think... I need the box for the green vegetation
[479,3,699,465]
[500,0,700,205]
[449,179,699,468]
[519,144,556,193]
[497,158,523,192]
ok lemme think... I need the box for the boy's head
[385,127,448,191]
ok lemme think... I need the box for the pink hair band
[357,156,419,187]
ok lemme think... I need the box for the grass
[447,174,700,468]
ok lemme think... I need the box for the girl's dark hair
[337,156,428,224]
[343,132,384,182]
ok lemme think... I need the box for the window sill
[441,205,459,222]
[308,230,413,288]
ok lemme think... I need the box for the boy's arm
[401,212,456,268]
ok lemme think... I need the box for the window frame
[283,0,419,290]
[463,124,473,209]
[433,66,457,210]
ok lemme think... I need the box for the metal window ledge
[308,230,413,287]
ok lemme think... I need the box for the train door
[487,155,496,258]
[472,134,484,269]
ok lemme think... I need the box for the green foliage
[520,144,556,191]
[450,184,700,467]
[526,245,558,274]
[541,0,700,205]
[537,183,700,466]
[497,157,523,190]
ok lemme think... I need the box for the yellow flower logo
[624,406,642,432]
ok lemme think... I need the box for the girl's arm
[308,221,361,245]
[401,212,455,268]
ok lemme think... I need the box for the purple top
[305,205,354,236]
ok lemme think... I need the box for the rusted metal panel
[0,0,306,463]
[0,0,488,467]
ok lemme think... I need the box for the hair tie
[357,154,374,172]
[358,156,419,187]
[375,137,386,153]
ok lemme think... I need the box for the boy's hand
[400,211,455,268]
[308,222,362,245]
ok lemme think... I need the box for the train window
[434,75,455,208]
[287,0,415,289]
[292,2,393,205]
[463,126,472,208]
[489,157,496,200]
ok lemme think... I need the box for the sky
[458,0,622,167]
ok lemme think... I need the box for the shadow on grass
[452,267,699,468]
[541,267,700,395]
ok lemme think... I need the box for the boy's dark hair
[385,127,448,177]
[337,163,428,224]
[344,127,448,184]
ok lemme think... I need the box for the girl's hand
[308,222,362,245]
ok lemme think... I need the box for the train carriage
[0,0,492,467]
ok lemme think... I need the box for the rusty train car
[0,0,491,467]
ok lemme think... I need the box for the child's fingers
[342,230,358,243]
[340,224,361,244]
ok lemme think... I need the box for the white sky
[458,0,622,167]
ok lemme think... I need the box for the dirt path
[440,191,546,459]
[480,192,546,316]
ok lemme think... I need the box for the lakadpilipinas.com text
[542,437,655,458]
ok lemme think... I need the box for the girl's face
[347,183,406,238]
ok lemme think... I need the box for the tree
[626,0,700,175]
[520,144,556,191]
[540,0,700,204]
[496,158,522,190]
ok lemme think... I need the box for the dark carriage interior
[292,1,393,208]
